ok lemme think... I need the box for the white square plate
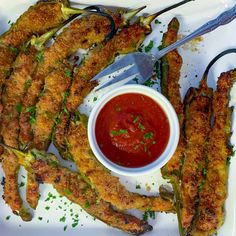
[0,1,236,236]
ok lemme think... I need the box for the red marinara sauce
[95,93,170,168]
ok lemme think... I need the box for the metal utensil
[92,4,236,91]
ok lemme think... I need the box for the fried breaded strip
[54,22,149,158]
[180,82,213,230]
[0,28,63,214]
[33,63,72,150]
[19,12,122,149]
[0,45,38,220]
[66,119,174,212]
[0,0,71,95]
[160,18,184,178]
[12,148,152,235]
[190,70,236,236]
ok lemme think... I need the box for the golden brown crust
[190,70,236,235]
[0,47,37,219]
[25,157,152,234]
[160,18,184,178]
[180,86,213,229]
[19,13,122,148]
[54,23,146,155]
[33,63,72,150]
[0,2,66,48]
[67,120,174,212]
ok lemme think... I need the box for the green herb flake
[144,40,154,53]
[16,103,22,113]
[144,132,154,139]
[63,225,67,231]
[138,123,145,131]
[136,184,141,189]
[111,129,128,136]
[25,79,32,90]
[45,206,50,211]
[6,215,11,220]
[38,217,43,221]
[85,200,90,208]
[36,50,44,63]
[154,19,161,25]
[93,97,97,102]
[8,46,18,54]
[60,216,66,223]
[72,221,79,228]
[133,116,140,124]
[63,91,69,99]
[19,182,25,188]
[64,69,72,78]
[55,117,61,125]
[64,188,72,195]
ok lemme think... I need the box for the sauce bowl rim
[88,84,180,176]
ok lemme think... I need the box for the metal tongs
[92,4,236,90]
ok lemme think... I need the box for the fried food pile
[160,19,236,236]
[0,0,234,235]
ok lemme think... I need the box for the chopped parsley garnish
[93,97,97,102]
[19,182,25,188]
[136,184,141,189]
[55,117,61,125]
[25,79,32,90]
[138,123,145,131]
[144,132,154,139]
[144,40,154,53]
[60,216,66,223]
[45,206,50,210]
[16,103,22,113]
[133,116,140,124]
[154,19,161,25]
[64,188,72,195]
[144,79,157,87]
[64,69,72,78]
[63,107,69,114]
[111,129,128,136]
[8,46,18,54]
[63,225,68,231]
[26,106,36,124]
[63,91,69,99]
[85,200,90,208]
[6,215,11,220]
[36,50,44,63]
[38,217,43,221]
[143,208,156,221]
[72,221,79,228]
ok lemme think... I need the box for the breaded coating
[190,70,236,235]
[55,23,148,157]
[19,12,122,149]
[0,0,71,99]
[0,46,38,220]
[67,120,174,212]
[33,63,72,150]
[15,149,153,235]
[160,18,184,178]
[0,0,69,48]
[180,83,212,230]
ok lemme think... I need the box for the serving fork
[92,4,236,90]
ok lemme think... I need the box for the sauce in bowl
[95,93,170,168]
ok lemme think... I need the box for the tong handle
[157,4,236,59]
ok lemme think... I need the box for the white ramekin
[88,84,179,176]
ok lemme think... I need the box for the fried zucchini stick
[67,119,174,212]
[180,81,212,230]
[3,145,153,235]
[0,0,87,96]
[19,10,122,149]
[190,70,236,236]
[33,63,73,150]
[0,29,60,219]
[160,18,184,179]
